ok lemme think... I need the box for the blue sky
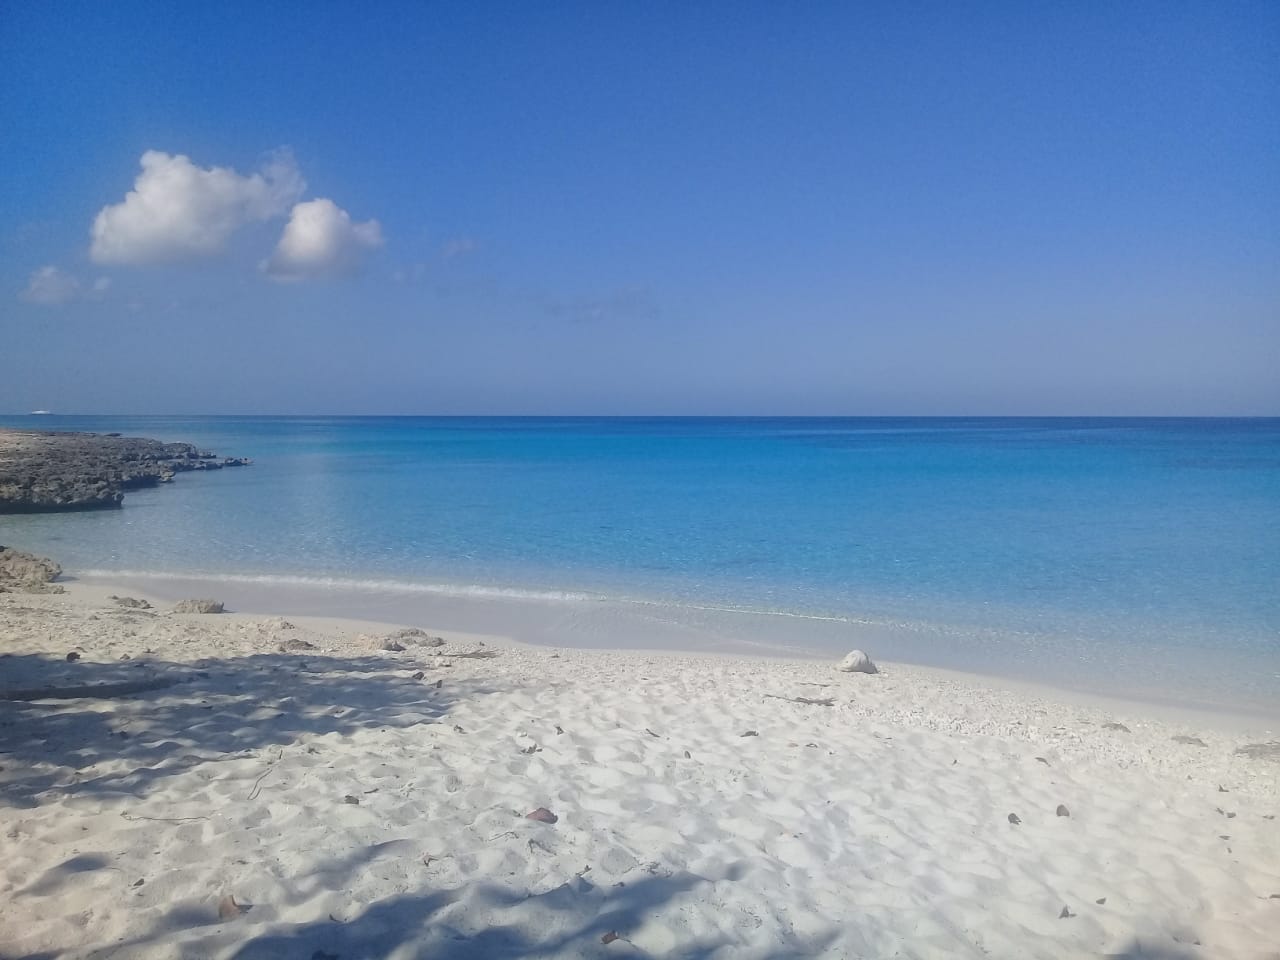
[1,1,1276,415]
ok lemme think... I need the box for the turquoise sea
[2,416,1278,712]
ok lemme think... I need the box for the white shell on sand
[837,649,877,673]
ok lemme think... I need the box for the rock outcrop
[0,429,251,513]
[173,599,225,614]
[0,546,65,594]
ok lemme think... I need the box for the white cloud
[90,149,304,264]
[18,267,114,306]
[20,265,82,305]
[264,198,384,281]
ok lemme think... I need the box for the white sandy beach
[2,582,1278,960]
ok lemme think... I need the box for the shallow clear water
[3,416,1278,710]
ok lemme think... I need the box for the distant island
[0,429,251,513]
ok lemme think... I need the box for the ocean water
[2,416,1278,712]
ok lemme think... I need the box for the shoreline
[69,567,1280,728]
[2,580,1278,957]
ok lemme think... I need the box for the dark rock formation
[0,429,251,513]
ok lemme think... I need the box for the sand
[1,583,1278,959]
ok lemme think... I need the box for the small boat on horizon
[29,410,53,415]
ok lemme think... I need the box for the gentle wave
[76,566,891,627]
[76,568,605,603]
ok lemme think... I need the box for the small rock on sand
[110,595,151,609]
[217,894,249,920]
[526,807,558,824]
[1056,804,1070,817]
[1101,721,1130,733]
[277,639,317,652]
[837,649,877,674]
[174,599,224,614]
[389,627,445,647]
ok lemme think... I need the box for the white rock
[837,649,877,674]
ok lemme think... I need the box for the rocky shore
[0,429,250,513]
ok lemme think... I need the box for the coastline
[2,579,1278,957]
[68,567,1280,727]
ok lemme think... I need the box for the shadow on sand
[0,647,497,807]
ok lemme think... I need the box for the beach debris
[1101,721,1130,732]
[645,728,660,738]
[110,595,151,609]
[378,639,406,652]
[601,931,620,944]
[453,724,465,733]
[411,671,425,680]
[436,679,443,688]
[452,649,500,659]
[343,795,360,805]
[521,744,542,754]
[740,730,759,737]
[1035,757,1050,765]
[174,599,224,614]
[217,894,250,920]
[277,639,317,652]
[1058,905,1075,919]
[555,724,565,735]
[1095,897,1106,905]
[1172,735,1208,747]
[526,807,558,824]
[765,694,836,706]
[65,651,80,662]
[132,878,145,887]
[684,750,692,759]
[1218,785,1230,792]
[1008,813,1022,825]
[836,649,877,674]
[1056,804,1070,818]
[1235,741,1280,761]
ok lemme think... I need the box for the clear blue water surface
[3,416,1277,708]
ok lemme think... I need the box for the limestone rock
[174,599,224,614]
[389,627,445,647]
[0,546,64,593]
[837,649,877,674]
[0,429,251,513]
